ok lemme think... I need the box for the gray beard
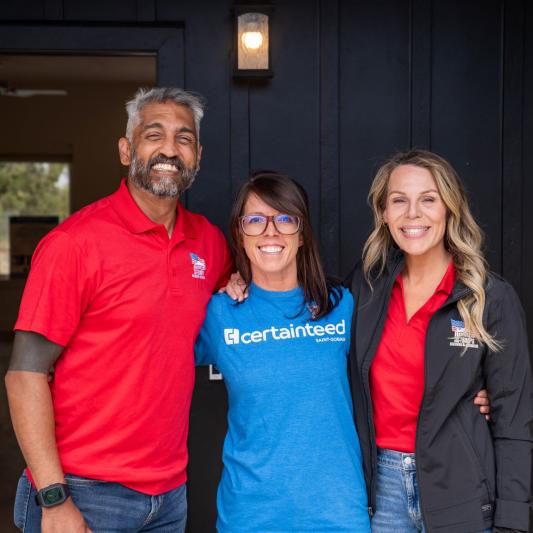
[128,150,198,198]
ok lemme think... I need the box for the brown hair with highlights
[363,149,500,351]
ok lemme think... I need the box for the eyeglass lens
[241,214,300,235]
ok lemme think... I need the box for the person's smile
[257,243,285,255]
[150,162,180,178]
[399,225,430,238]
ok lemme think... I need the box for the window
[0,161,70,276]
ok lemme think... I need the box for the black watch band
[35,483,70,508]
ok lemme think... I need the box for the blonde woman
[348,150,532,533]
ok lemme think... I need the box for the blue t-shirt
[195,283,370,533]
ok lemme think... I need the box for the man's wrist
[35,482,70,508]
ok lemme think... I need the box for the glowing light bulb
[242,31,263,50]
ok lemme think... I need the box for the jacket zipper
[362,360,378,516]
[415,316,431,530]
[361,257,403,515]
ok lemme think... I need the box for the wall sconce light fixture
[233,4,273,78]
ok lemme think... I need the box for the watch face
[36,483,69,508]
[43,487,64,505]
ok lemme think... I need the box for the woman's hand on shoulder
[219,272,248,302]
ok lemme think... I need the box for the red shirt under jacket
[15,179,233,494]
[370,261,455,452]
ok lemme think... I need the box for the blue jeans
[14,472,187,532]
[371,449,491,533]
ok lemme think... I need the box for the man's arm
[5,330,92,533]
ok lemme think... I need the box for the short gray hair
[125,87,205,141]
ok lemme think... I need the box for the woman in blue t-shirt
[195,171,370,532]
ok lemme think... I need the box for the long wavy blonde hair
[362,149,500,351]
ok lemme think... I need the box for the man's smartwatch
[35,483,70,508]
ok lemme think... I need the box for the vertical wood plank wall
[0,1,531,530]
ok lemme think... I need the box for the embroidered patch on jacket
[189,252,206,280]
[448,319,479,349]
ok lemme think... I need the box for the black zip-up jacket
[348,251,533,533]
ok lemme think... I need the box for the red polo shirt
[15,179,233,494]
[370,261,455,452]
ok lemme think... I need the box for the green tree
[0,162,69,275]
[0,162,69,219]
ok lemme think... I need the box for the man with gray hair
[6,87,233,532]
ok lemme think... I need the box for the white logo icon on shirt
[224,329,240,345]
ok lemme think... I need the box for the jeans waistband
[377,448,417,471]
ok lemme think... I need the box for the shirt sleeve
[194,298,219,367]
[14,230,94,346]
[484,282,533,531]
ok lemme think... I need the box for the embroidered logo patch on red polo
[189,252,206,279]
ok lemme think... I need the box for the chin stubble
[128,150,198,198]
